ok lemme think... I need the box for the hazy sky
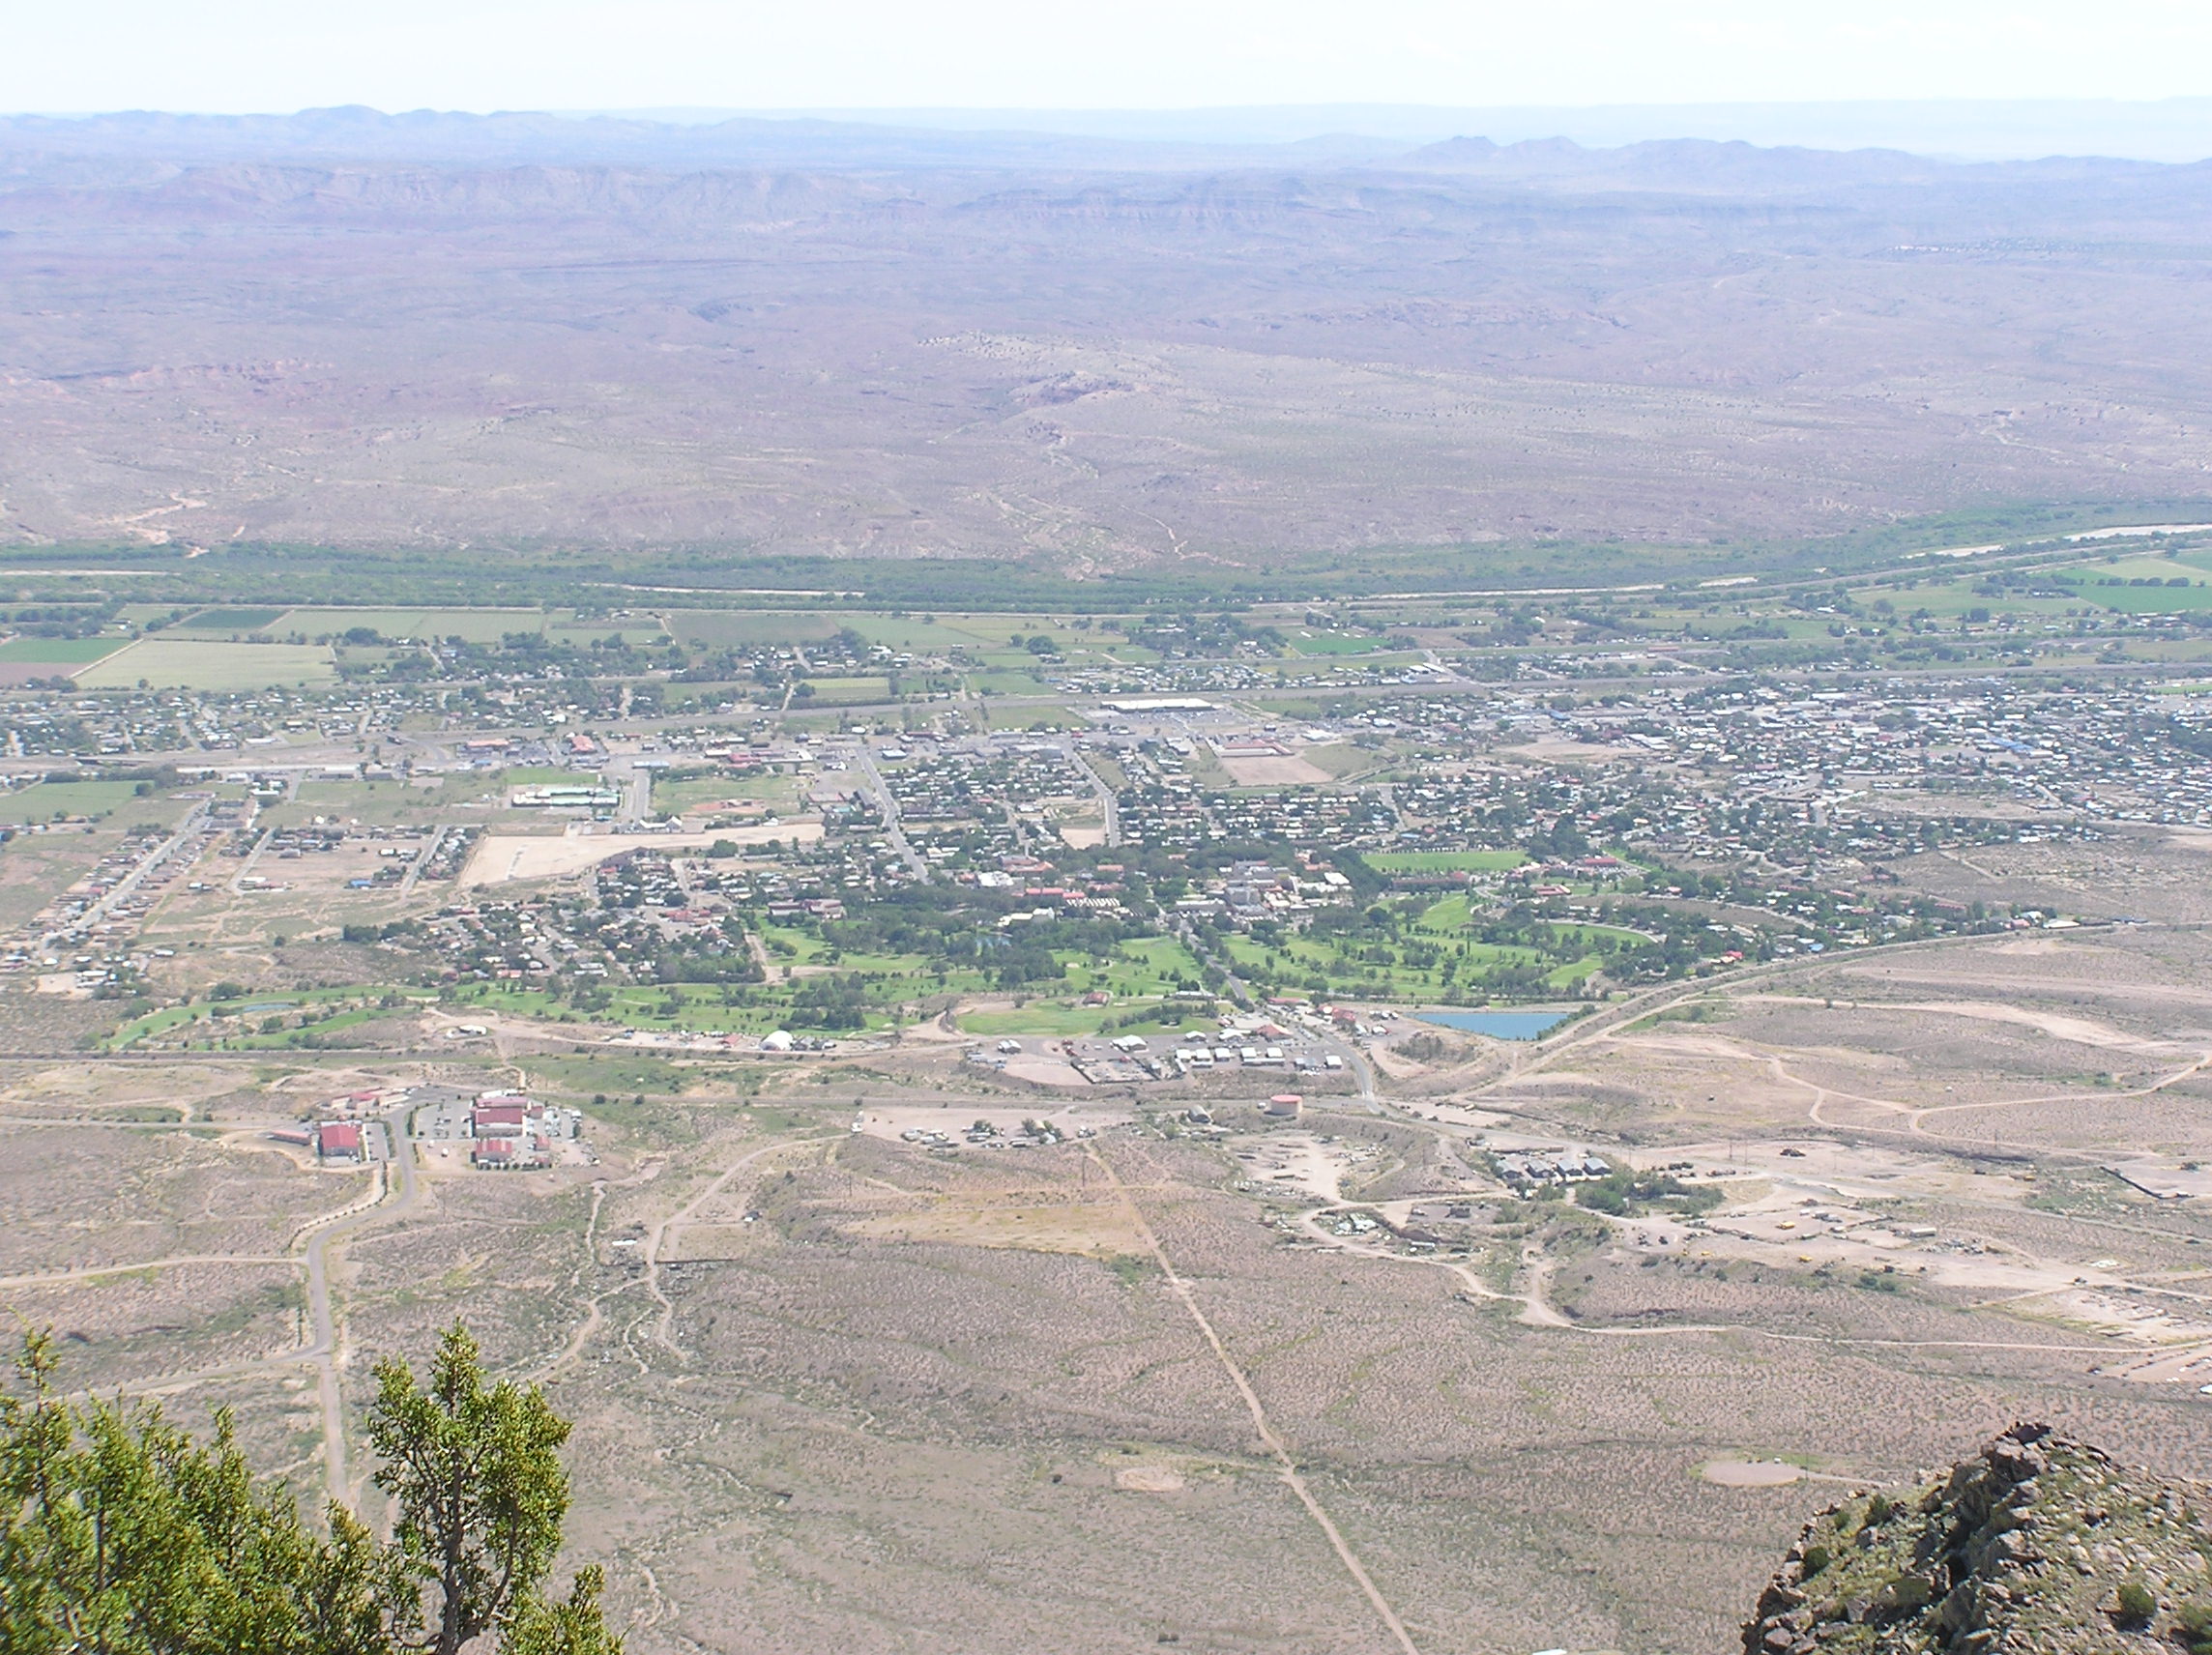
[10,0,2212,115]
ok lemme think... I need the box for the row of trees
[0,1324,619,1655]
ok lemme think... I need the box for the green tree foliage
[0,1329,392,1655]
[366,1323,598,1655]
[1572,1169,1723,1217]
[0,1324,620,1655]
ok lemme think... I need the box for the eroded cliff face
[1746,1425,2212,1655]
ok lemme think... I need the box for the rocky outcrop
[1744,1424,2212,1653]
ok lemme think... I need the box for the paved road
[398,825,445,895]
[60,798,212,942]
[852,743,931,882]
[228,825,276,894]
[300,1104,421,1504]
[1073,749,1121,847]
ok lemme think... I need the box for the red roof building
[315,1122,364,1160]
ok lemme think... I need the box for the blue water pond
[1415,1009,1574,1041]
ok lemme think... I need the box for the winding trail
[1293,1199,2133,1360]
[1754,1046,2212,1159]
[641,1133,837,1361]
[529,1156,669,1384]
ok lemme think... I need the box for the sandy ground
[458,819,822,886]
[1002,1057,1091,1088]
[1218,754,1332,785]
[1231,1132,1381,1203]
[851,1102,1135,1142]
[1702,1461,1804,1488]
[841,1196,1149,1257]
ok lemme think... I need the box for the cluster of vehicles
[985,1029,1345,1073]
[1173,1029,1344,1073]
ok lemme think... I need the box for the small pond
[1415,1008,1574,1041]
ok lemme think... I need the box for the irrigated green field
[0,636,132,664]
[74,640,336,690]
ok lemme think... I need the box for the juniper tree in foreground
[366,1323,618,1655]
[0,1322,620,1655]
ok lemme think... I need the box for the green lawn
[1223,915,1615,1002]
[652,772,801,815]
[792,676,893,706]
[458,980,870,1036]
[758,923,830,965]
[3,780,163,818]
[502,766,587,785]
[957,1001,1212,1038]
[107,983,430,1050]
[1064,936,1206,997]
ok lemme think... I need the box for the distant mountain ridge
[1391,133,1948,190]
[0,105,1409,174]
[7,101,2212,561]
[582,98,2212,161]
[2,105,2208,193]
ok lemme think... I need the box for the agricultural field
[1283,631,1391,654]
[264,606,549,642]
[74,639,336,689]
[2067,565,2212,612]
[0,635,132,664]
[169,607,293,633]
[664,609,847,647]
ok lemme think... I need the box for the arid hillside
[6,115,2212,564]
